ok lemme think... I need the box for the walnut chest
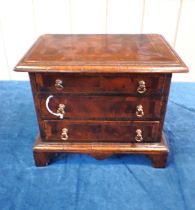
[15,34,188,168]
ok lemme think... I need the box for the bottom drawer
[43,121,160,143]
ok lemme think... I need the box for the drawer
[43,120,160,143]
[40,95,162,120]
[36,73,165,95]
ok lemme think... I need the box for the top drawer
[36,73,165,95]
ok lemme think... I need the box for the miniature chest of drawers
[15,34,188,168]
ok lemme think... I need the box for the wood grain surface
[15,34,187,167]
[14,34,188,73]
[36,73,165,95]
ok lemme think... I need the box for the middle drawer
[40,95,162,120]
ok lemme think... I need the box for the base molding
[33,133,169,168]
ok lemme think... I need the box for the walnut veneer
[14,34,188,168]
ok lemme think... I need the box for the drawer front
[36,73,165,95]
[40,95,162,120]
[43,121,160,143]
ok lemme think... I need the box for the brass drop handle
[135,129,143,142]
[61,128,68,140]
[46,95,66,119]
[55,79,64,90]
[136,105,144,118]
[137,80,146,94]
[57,104,66,116]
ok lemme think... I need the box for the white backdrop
[0,0,194,81]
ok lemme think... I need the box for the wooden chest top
[15,34,188,73]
